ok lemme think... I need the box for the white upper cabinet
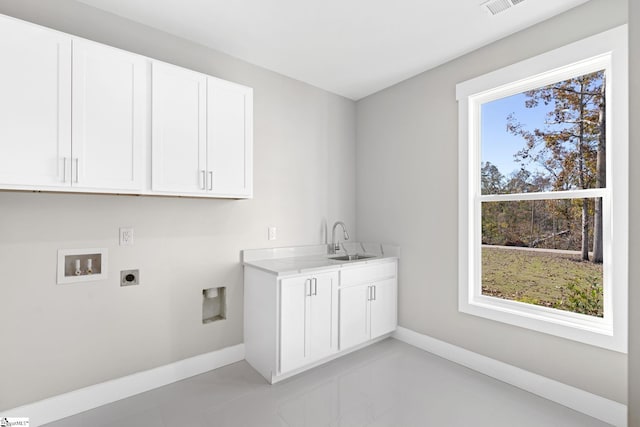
[151,61,253,198]
[207,78,253,197]
[151,62,207,194]
[0,16,71,188]
[0,15,253,198]
[72,39,147,191]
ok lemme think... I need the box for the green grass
[482,246,603,316]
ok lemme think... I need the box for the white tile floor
[45,339,610,427]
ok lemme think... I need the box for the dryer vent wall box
[203,287,226,323]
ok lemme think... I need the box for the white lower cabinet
[244,258,398,384]
[339,278,397,351]
[280,272,338,373]
[369,278,398,339]
[338,283,371,350]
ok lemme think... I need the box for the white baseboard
[0,344,245,427]
[393,327,626,427]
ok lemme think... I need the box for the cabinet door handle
[208,171,213,191]
[62,157,67,183]
[74,158,79,183]
[200,170,206,190]
[367,286,371,301]
[372,285,377,301]
[312,278,318,296]
[305,279,311,297]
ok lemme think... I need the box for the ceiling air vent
[482,0,525,16]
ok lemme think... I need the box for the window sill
[459,295,625,353]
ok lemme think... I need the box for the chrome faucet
[329,221,350,254]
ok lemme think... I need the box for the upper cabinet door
[152,62,207,194]
[0,16,71,187]
[207,78,253,197]
[72,39,147,191]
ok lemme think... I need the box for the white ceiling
[76,0,590,100]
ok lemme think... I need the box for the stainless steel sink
[329,254,376,261]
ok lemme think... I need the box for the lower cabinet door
[370,278,398,339]
[339,284,370,350]
[280,276,309,373]
[308,272,338,361]
[279,271,338,374]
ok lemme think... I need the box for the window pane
[481,198,603,317]
[481,70,606,195]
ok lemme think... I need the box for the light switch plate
[119,227,134,246]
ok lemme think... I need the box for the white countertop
[242,243,399,276]
[244,254,397,275]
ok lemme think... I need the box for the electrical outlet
[119,227,134,246]
[268,226,277,241]
[120,269,139,286]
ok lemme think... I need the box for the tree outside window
[480,71,606,317]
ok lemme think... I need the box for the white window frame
[456,25,628,353]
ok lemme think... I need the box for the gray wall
[356,0,628,404]
[0,0,356,410]
[0,0,634,415]
[629,0,639,423]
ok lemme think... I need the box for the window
[456,26,628,352]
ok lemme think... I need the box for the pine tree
[507,70,605,262]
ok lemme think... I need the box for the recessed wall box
[57,248,108,284]
[202,287,226,324]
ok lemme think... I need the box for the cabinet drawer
[340,261,396,286]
